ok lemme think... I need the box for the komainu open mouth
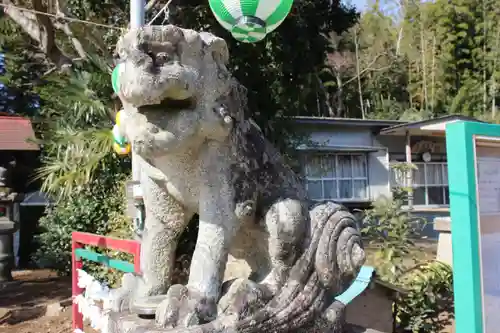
[139,97,197,113]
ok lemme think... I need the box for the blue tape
[335,266,375,305]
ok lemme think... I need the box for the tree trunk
[2,0,158,71]
[354,30,365,119]
[335,72,344,117]
[419,4,428,112]
[491,23,500,119]
[431,35,436,115]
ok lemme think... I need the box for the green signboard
[446,120,500,333]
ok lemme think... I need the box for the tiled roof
[0,116,39,151]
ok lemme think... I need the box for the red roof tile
[0,116,39,151]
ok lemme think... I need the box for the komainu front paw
[218,278,270,319]
[106,273,141,312]
[155,284,218,328]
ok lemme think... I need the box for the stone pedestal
[108,311,157,333]
[434,217,452,266]
[0,216,17,281]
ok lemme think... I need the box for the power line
[0,3,124,30]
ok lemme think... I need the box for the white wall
[368,147,391,200]
[304,128,374,148]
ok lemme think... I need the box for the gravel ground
[0,243,452,333]
[0,269,96,333]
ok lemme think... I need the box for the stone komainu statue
[111,25,366,332]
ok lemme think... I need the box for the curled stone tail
[171,202,365,333]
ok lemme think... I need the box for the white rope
[0,3,123,30]
[1,1,175,29]
[147,0,173,25]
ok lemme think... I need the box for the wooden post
[71,239,84,330]
[71,232,142,330]
[405,130,413,209]
[134,246,141,273]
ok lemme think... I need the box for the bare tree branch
[56,22,87,58]
[81,28,111,57]
[52,0,87,59]
[342,53,388,86]
[3,0,117,71]
[3,0,41,41]
[3,0,74,68]
[53,0,68,16]
[145,0,161,12]
[327,51,354,72]
[31,0,73,67]
[354,29,365,118]
[3,0,154,73]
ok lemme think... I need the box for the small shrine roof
[0,115,39,151]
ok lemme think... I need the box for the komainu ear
[199,31,229,66]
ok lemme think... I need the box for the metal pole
[130,0,145,235]
[130,0,145,29]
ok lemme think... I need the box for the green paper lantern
[208,0,294,43]
[111,63,123,94]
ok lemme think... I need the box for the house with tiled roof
[292,114,483,240]
[0,114,39,151]
[0,113,43,270]
[0,114,40,193]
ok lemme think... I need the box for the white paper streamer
[73,269,112,333]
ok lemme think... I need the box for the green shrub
[32,171,199,288]
[83,200,134,288]
[361,167,453,332]
[361,193,424,282]
[33,176,129,277]
[396,261,454,332]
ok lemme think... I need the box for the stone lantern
[0,215,16,281]
[0,160,20,282]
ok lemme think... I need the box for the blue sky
[348,0,369,11]
[342,0,398,17]
[341,0,368,12]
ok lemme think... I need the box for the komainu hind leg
[217,198,309,321]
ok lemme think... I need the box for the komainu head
[114,25,232,113]
[113,25,249,157]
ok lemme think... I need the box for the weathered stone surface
[0,217,17,282]
[109,25,366,333]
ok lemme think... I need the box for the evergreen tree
[321,0,500,121]
[0,19,42,117]
[0,0,358,195]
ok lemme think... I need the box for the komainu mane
[109,25,366,333]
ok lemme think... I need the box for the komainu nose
[155,53,171,67]
[138,41,177,68]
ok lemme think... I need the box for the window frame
[304,152,370,202]
[390,161,449,208]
